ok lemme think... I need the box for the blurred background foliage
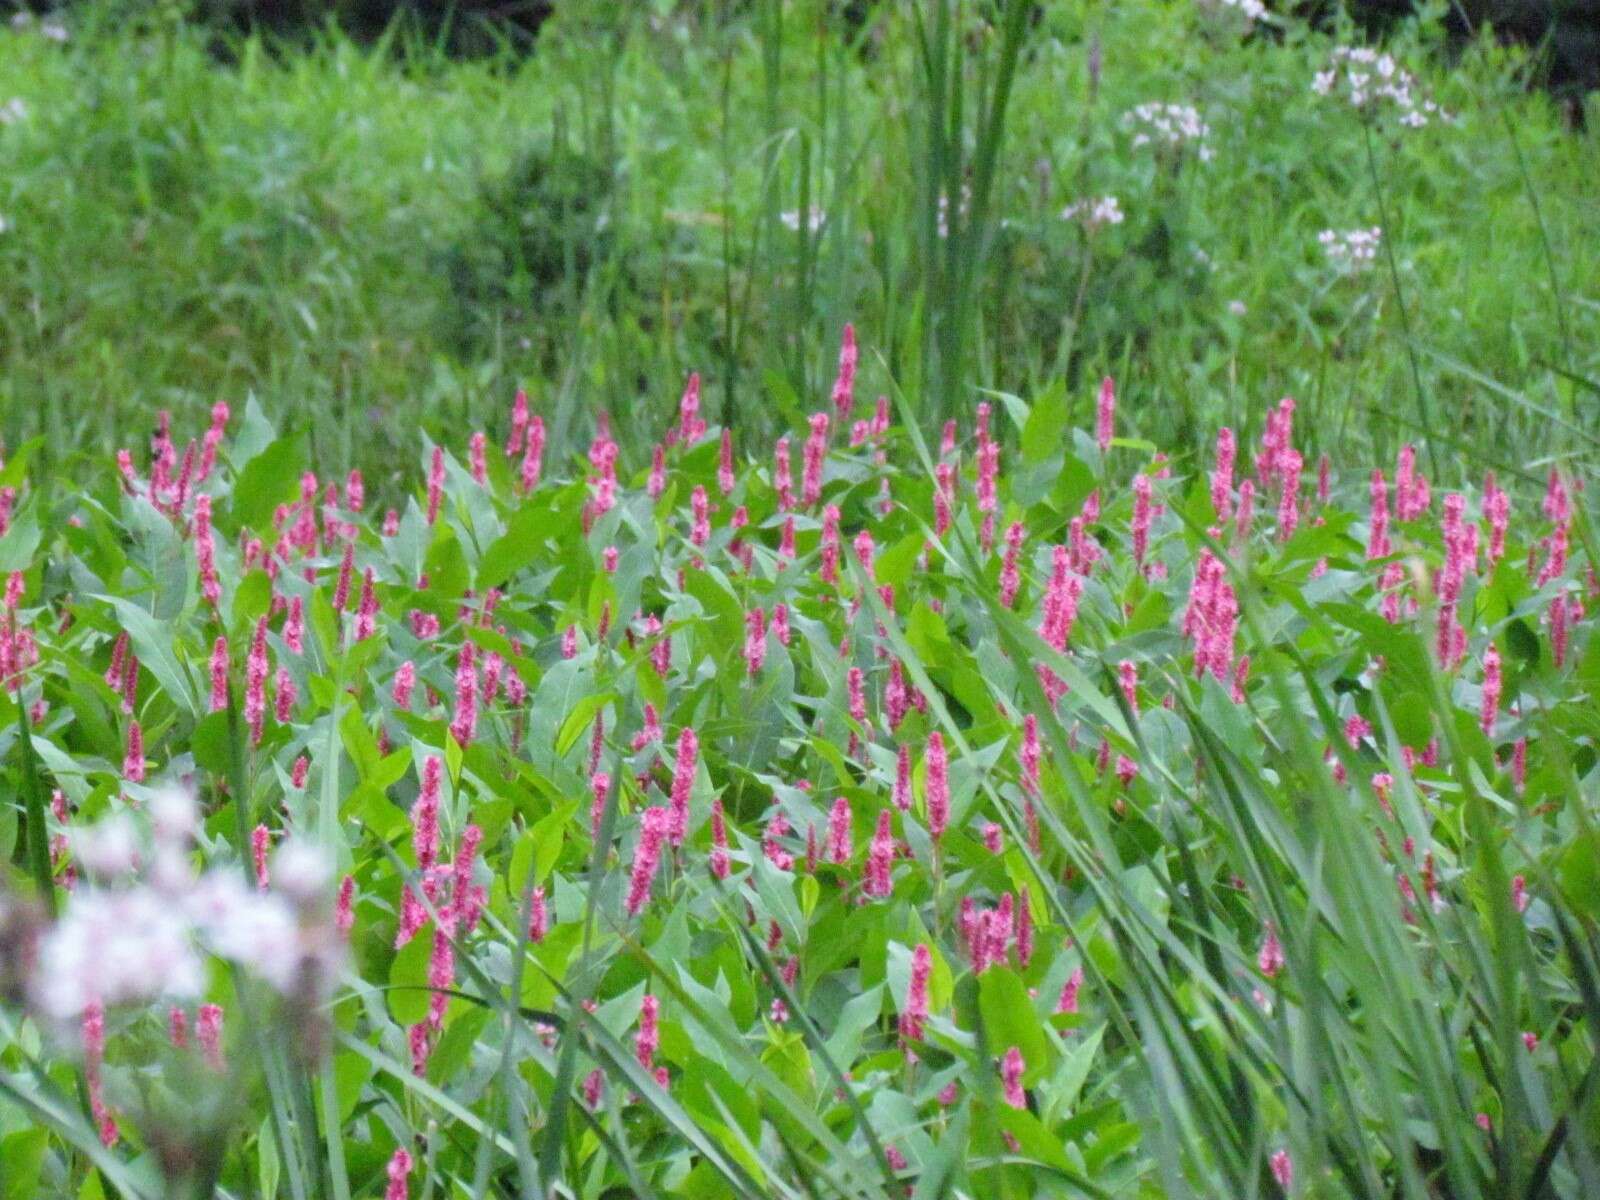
[0,0,1595,497]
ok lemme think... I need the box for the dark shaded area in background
[1326,0,1600,112]
[3,0,1597,104]
[4,0,557,57]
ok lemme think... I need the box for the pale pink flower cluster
[1202,0,1266,22]
[1123,102,1213,161]
[1060,195,1124,230]
[1312,46,1447,127]
[26,788,341,1024]
[1318,226,1382,270]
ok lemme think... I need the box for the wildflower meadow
[1,3,1598,1200]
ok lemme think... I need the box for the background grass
[0,1,1595,489]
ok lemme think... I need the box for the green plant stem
[1363,123,1438,482]
[16,695,55,917]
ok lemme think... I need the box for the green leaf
[0,1129,48,1199]
[93,594,199,716]
[230,437,304,535]
[978,967,1050,1080]
[1020,380,1068,465]
[0,505,41,572]
[477,496,556,591]
[556,692,616,758]
[388,927,434,1025]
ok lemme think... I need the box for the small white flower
[1319,226,1383,270]
[1200,0,1266,22]
[149,786,199,847]
[1228,300,1248,316]
[1061,195,1124,230]
[0,98,27,126]
[1124,102,1213,162]
[1312,46,1449,126]
[273,840,332,903]
[71,815,140,877]
[778,207,826,233]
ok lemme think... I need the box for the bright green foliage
[0,369,1596,1197]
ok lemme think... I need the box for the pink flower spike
[669,727,698,847]
[521,416,546,494]
[1269,1149,1293,1192]
[1480,643,1502,738]
[449,644,478,747]
[412,756,443,872]
[1095,377,1116,454]
[1511,874,1529,914]
[710,797,731,880]
[527,885,548,943]
[209,636,230,712]
[83,1003,118,1147]
[426,446,446,526]
[803,413,829,507]
[678,373,705,445]
[744,606,767,676]
[1210,428,1236,520]
[588,771,612,842]
[924,732,949,839]
[636,994,661,1070]
[1000,1046,1026,1109]
[830,323,858,424]
[336,874,356,934]
[1257,923,1284,979]
[244,617,269,746]
[392,660,416,710]
[1131,474,1153,564]
[123,719,146,783]
[197,1003,225,1072]
[469,432,488,485]
[506,389,529,458]
[251,824,271,890]
[385,1147,413,1200]
[865,809,893,898]
[826,797,852,864]
[1056,966,1084,1014]
[1000,521,1025,608]
[626,807,671,916]
[773,436,793,511]
[285,595,304,655]
[899,943,931,1043]
[718,429,736,495]
[273,665,296,723]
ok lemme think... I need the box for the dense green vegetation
[1,4,1598,1199]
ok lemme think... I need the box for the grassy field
[1,3,1599,1199]
[0,1,1597,488]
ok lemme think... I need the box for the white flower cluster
[1318,226,1383,269]
[1200,0,1267,23]
[1124,103,1214,162]
[27,789,341,1022]
[1312,47,1447,127]
[9,12,69,41]
[0,98,27,126]
[778,207,826,233]
[1061,195,1125,230]
[936,185,971,238]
